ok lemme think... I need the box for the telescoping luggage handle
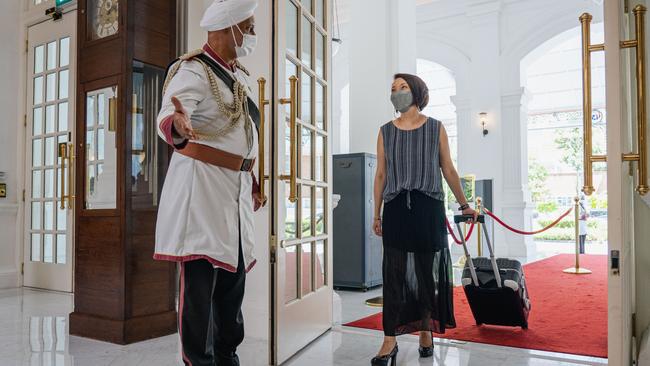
[454,215,502,288]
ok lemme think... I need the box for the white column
[500,88,534,258]
[450,96,473,257]
[390,0,417,74]
[348,0,417,154]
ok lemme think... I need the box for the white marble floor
[0,287,607,366]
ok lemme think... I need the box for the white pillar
[348,0,417,154]
[500,88,534,258]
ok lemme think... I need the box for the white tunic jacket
[153,46,258,273]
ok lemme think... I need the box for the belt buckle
[240,159,254,172]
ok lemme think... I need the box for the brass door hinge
[270,235,277,264]
[625,0,630,13]
[24,114,27,128]
[22,189,25,202]
[25,39,28,54]
[21,263,24,275]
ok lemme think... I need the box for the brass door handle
[626,5,649,195]
[579,13,607,196]
[279,75,299,203]
[58,143,68,209]
[67,142,75,208]
[257,77,270,205]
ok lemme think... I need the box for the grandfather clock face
[88,0,119,40]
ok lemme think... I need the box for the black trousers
[179,250,246,366]
[579,235,587,254]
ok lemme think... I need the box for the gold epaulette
[180,48,204,61]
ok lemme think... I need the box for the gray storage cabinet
[333,153,383,290]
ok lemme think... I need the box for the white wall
[0,0,23,289]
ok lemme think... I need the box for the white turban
[200,0,259,32]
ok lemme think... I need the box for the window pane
[59,70,69,99]
[86,130,94,161]
[34,76,43,105]
[86,96,95,127]
[57,202,66,231]
[97,128,105,160]
[301,128,312,180]
[43,234,54,263]
[33,107,43,135]
[45,137,55,166]
[59,38,70,67]
[44,169,54,198]
[302,16,312,68]
[315,135,325,182]
[302,186,312,237]
[44,201,54,231]
[316,0,325,26]
[285,184,297,239]
[316,240,325,288]
[286,0,298,56]
[34,45,45,74]
[301,72,312,123]
[47,41,57,70]
[45,105,56,134]
[32,139,42,167]
[316,187,324,234]
[58,102,68,132]
[31,234,41,262]
[301,243,312,295]
[32,170,42,198]
[316,82,325,129]
[31,202,42,230]
[285,60,297,114]
[56,234,66,264]
[46,73,56,102]
[316,31,325,78]
[285,246,298,303]
[97,94,105,125]
[302,0,312,15]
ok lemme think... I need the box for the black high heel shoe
[371,344,398,366]
[418,343,434,358]
[419,332,434,358]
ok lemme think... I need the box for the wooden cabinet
[69,0,178,344]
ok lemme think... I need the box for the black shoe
[371,344,398,366]
[418,344,434,358]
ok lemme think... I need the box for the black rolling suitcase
[454,215,531,329]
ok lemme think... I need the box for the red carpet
[344,254,607,358]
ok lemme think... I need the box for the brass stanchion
[476,197,483,257]
[563,196,592,274]
[365,296,383,307]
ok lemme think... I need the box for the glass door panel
[272,0,332,363]
[24,13,77,292]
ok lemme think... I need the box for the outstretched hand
[171,96,196,140]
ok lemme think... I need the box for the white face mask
[232,23,257,58]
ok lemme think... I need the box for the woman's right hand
[373,217,382,236]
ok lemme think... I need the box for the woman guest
[371,73,477,365]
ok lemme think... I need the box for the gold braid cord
[162,50,250,142]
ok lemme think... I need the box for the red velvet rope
[483,207,573,235]
[445,218,475,245]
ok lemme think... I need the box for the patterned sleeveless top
[381,117,444,203]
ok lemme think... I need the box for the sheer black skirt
[381,190,456,336]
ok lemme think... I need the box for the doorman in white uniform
[153,0,263,365]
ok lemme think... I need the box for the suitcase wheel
[522,322,528,330]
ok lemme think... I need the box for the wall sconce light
[480,112,489,137]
